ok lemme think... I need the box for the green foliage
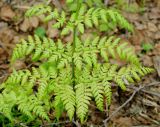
[0,0,154,125]
[34,27,46,38]
[115,0,146,13]
[142,43,153,52]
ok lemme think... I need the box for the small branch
[103,81,160,126]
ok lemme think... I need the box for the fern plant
[0,0,154,125]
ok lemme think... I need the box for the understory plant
[0,0,153,125]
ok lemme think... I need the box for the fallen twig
[13,5,30,10]
[40,119,81,127]
[103,81,160,127]
[40,120,70,127]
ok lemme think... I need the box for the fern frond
[59,85,75,120]
[11,35,72,65]
[37,79,48,100]
[75,83,92,123]
[0,1,155,124]
[91,83,104,111]
[28,95,49,121]
[103,81,112,107]
[80,8,133,32]
[53,95,64,120]
[17,95,33,119]
[0,92,17,121]
[25,4,52,17]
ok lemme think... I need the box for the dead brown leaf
[141,55,153,67]
[153,56,160,77]
[135,21,147,30]
[130,30,145,45]
[9,60,26,72]
[0,27,15,44]
[147,22,158,32]
[113,117,133,127]
[0,5,16,21]
[20,16,40,32]
[153,43,160,55]
[29,16,39,28]
[19,18,30,32]
[155,32,160,40]
[47,21,59,38]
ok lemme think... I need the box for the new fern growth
[0,0,154,125]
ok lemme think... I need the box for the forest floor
[0,0,160,127]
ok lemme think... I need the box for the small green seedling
[34,27,46,38]
[142,43,153,52]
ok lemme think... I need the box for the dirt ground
[0,0,159,126]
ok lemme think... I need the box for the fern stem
[71,0,82,85]
[72,0,82,122]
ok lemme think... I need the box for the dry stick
[103,82,160,126]
[141,89,160,98]
[129,86,160,98]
